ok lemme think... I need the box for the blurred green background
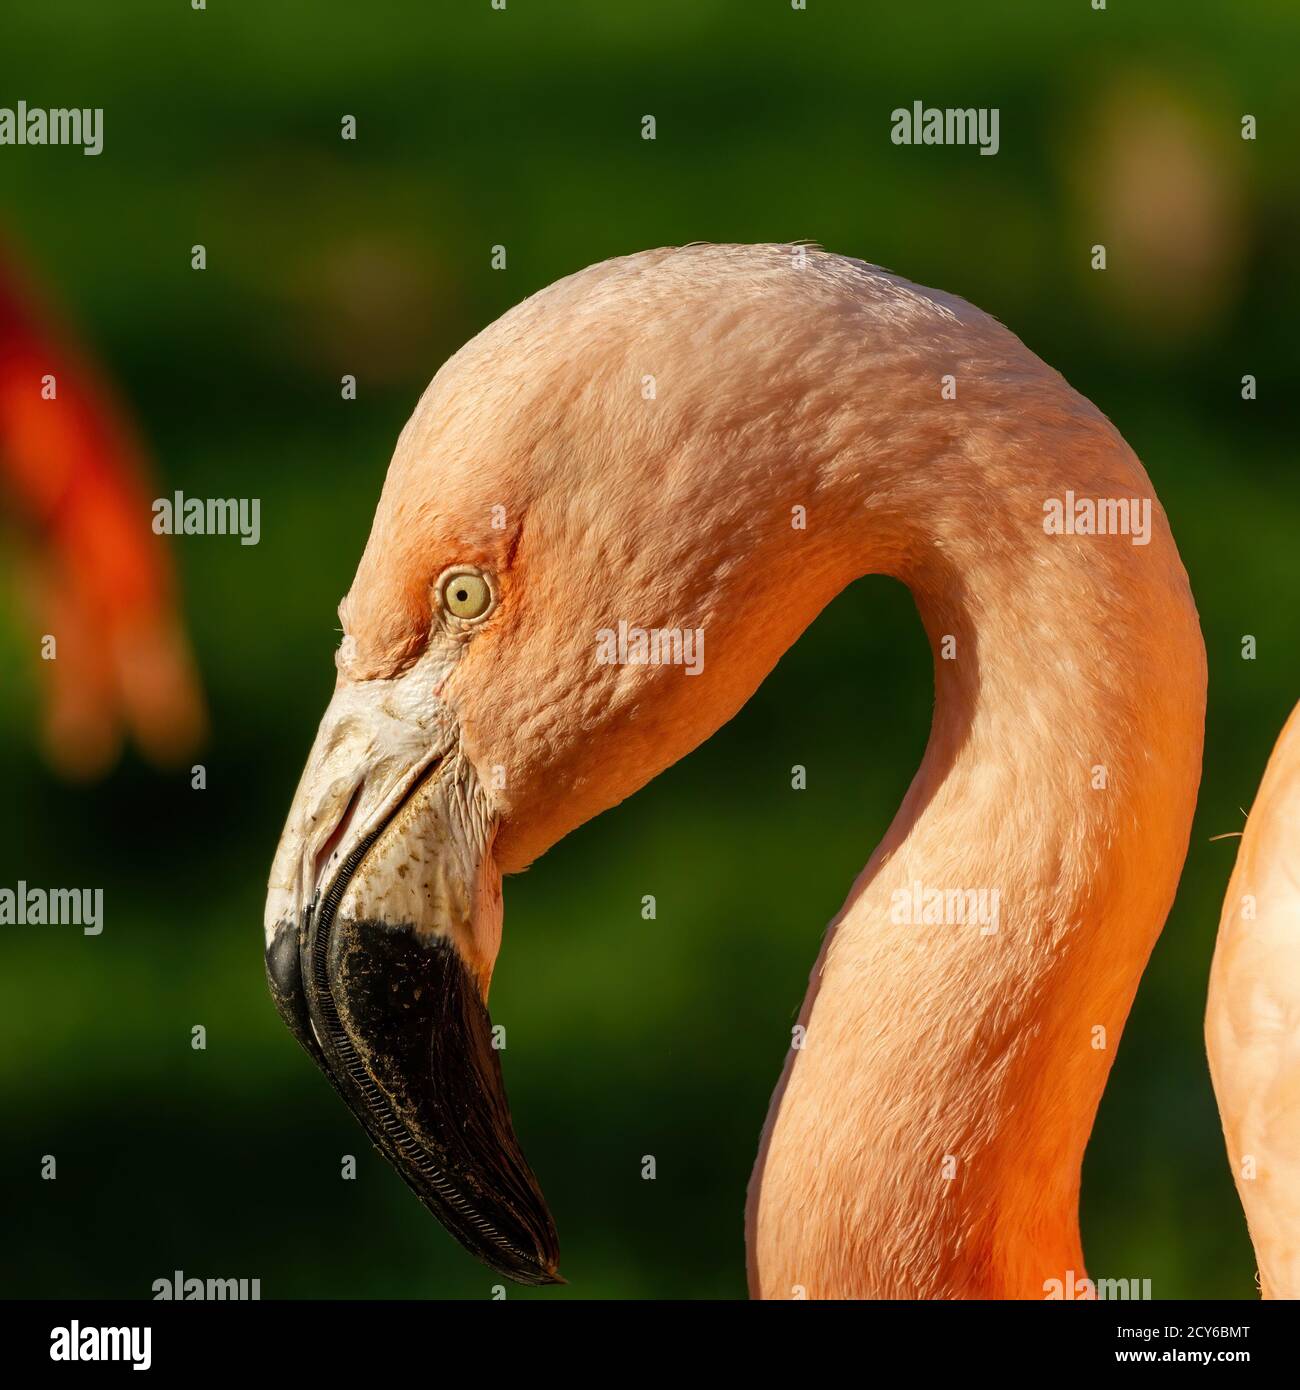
[1,0,1296,1299]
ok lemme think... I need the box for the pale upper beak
[264,654,561,1285]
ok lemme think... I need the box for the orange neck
[746,457,1205,1299]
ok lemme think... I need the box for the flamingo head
[263,244,902,1285]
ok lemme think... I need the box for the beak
[264,670,561,1286]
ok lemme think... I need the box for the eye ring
[436,566,495,623]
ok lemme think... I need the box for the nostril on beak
[313,783,363,892]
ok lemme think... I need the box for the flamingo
[264,244,1272,1297]
[1207,703,1300,1300]
[0,240,205,776]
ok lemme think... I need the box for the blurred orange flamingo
[0,241,204,776]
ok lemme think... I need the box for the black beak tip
[280,901,565,1290]
[497,1256,565,1288]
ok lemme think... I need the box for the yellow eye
[443,572,492,620]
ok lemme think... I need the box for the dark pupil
[456,589,468,603]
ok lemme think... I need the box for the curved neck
[433,250,1207,1296]
[746,373,1205,1298]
